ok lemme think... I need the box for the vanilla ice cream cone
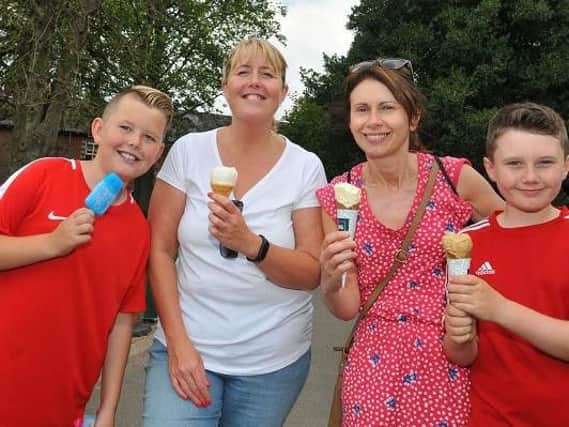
[210,166,239,259]
[334,183,361,210]
[442,232,473,304]
[442,232,473,276]
[333,183,361,288]
[211,166,238,197]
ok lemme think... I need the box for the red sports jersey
[465,208,569,427]
[0,158,148,426]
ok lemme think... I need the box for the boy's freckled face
[484,129,569,214]
[92,94,166,182]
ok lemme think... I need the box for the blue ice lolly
[85,172,124,216]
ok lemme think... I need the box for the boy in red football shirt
[444,102,569,426]
[0,86,173,426]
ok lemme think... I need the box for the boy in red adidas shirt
[0,86,173,426]
[444,102,569,426]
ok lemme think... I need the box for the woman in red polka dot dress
[317,60,503,426]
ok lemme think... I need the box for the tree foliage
[0,0,284,179]
[285,0,569,195]
[1,0,103,175]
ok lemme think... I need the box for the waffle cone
[211,183,234,197]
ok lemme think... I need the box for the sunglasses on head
[350,58,416,83]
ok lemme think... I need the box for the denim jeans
[142,340,311,427]
[82,414,96,426]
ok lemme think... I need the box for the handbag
[327,159,440,427]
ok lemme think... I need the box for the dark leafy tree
[285,0,569,203]
[0,0,284,180]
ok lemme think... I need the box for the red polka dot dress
[317,153,472,427]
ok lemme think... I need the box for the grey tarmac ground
[87,292,353,426]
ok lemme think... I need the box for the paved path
[87,292,352,426]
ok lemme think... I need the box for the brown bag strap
[337,158,440,354]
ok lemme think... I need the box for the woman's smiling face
[349,78,416,159]
[222,52,288,123]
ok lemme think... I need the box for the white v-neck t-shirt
[154,128,327,375]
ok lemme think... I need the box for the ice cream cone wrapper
[337,207,358,239]
[210,166,237,198]
[446,258,471,276]
[337,205,358,288]
[445,258,470,304]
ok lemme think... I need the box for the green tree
[0,0,284,180]
[1,0,103,176]
[286,0,569,193]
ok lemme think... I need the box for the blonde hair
[222,38,287,85]
[103,85,175,131]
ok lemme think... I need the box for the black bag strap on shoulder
[434,156,458,195]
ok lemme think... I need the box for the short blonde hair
[222,38,287,85]
[103,85,175,131]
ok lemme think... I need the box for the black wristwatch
[246,234,270,263]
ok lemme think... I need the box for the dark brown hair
[486,102,569,159]
[343,65,426,151]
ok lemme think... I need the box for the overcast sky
[274,0,360,117]
[217,0,360,118]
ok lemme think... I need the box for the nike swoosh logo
[48,211,67,221]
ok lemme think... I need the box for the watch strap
[247,234,270,263]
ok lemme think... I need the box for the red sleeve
[440,156,472,190]
[0,161,45,235]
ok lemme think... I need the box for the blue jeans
[142,340,310,427]
[82,415,96,426]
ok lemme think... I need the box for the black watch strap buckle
[246,234,270,263]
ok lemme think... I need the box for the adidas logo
[475,261,495,275]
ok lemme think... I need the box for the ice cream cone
[211,166,237,197]
[211,183,234,197]
[442,232,473,304]
[210,166,239,258]
[442,232,473,276]
[334,183,361,210]
[333,183,361,288]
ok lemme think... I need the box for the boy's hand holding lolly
[333,182,361,287]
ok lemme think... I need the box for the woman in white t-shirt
[142,38,327,427]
